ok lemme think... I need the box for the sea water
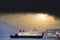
[0,36,60,40]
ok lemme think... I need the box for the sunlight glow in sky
[35,13,48,21]
[36,13,47,19]
[0,13,60,32]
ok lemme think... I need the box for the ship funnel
[19,30,25,32]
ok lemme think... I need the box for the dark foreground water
[0,37,60,40]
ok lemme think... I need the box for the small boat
[10,30,44,38]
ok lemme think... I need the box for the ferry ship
[10,30,44,38]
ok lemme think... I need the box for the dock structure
[43,29,60,38]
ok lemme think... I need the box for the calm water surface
[0,37,60,40]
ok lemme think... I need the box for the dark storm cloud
[0,0,60,18]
